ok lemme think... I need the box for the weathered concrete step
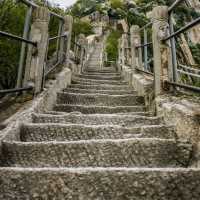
[32,113,156,125]
[57,92,145,106]
[82,72,120,76]
[54,104,146,114]
[72,77,128,85]
[0,168,199,200]
[85,69,117,73]
[75,74,122,80]
[20,124,175,142]
[63,88,136,95]
[69,83,132,91]
[36,110,152,117]
[1,139,191,167]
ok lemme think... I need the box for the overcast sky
[50,0,77,8]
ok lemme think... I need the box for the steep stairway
[0,44,199,199]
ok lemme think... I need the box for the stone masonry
[0,41,200,199]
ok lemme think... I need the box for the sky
[50,0,77,8]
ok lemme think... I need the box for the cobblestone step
[1,139,192,168]
[0,168,199,200]
[63,88,136,95]
[84,69,117,73]
[32,113,160,125]
[82,72,120,76]
[75,74,122,80]
[20,124,175,142]
[54,104,146,114]
[72,77,128,85]
[69,83,132,90]
[57,92,145,106]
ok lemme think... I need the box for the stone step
[57,92,145,106]
[32,113,158,125]
[69,83,132,91]
[54,104,146,114]
[1,139,191,167]
[82,72,120,76]
[85,69,117,73]
[20,123,175,142]
[72,77,128,85]
[75,74,122,80]
[0,168,199,199]
[63,88,136,95]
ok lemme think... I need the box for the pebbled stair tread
[54,104,146,114]
[20,123,175,142]
[0,168,199,200]
[63,87,136,95]
[57,92,145,106]
[1,138,192,168]
[69,83,132,90]
[75,74,123,80]
[32,113,162,126]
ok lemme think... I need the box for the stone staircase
[0,48,199,199]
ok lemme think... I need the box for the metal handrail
[179,64,200,73]
[164,16,200,41]
[168,0,185,13]
[136,42,153,49]
[0,31,37,46]
[135,67,154,76]
[177,69,200,78]
[140,21,153,31]
[49,34,68,41]
[18,0,64,20]
[0,86,34,95]
[165,81,200,93]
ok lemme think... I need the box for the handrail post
[123,33,129,66]
[130,25,142,70]
[143,28,148,71]
[117,38,122,72]
[56,20,63,63]
[16,5,33,89]
[78,34,86,73]
[63,15,73,68]
[24,6,50,94]
[152,6,169,96]
[169,12,178,83]
[121,35,125,67]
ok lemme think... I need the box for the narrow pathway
[0,43,198,199]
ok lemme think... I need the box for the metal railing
[45,16,66,78]
[164,0,200,92]
[0,0,65,95]
[135,22,154,75]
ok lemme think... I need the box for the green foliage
[0,0,64,90]
[109,0,124,10]
[73,19,94,37]
[0,0,26,89]
[189,43,200,65]
[106,30,121,62]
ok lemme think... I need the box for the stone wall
[122,66,154,111]
[156,95,200,167]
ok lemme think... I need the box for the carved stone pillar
[24,7,50,94]
[62,15,73,68]
[78,34,86,73]
[152,6,169,96]
[122,33,129,65]
[130,25,142,70]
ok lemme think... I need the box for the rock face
[0,42,198,199]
